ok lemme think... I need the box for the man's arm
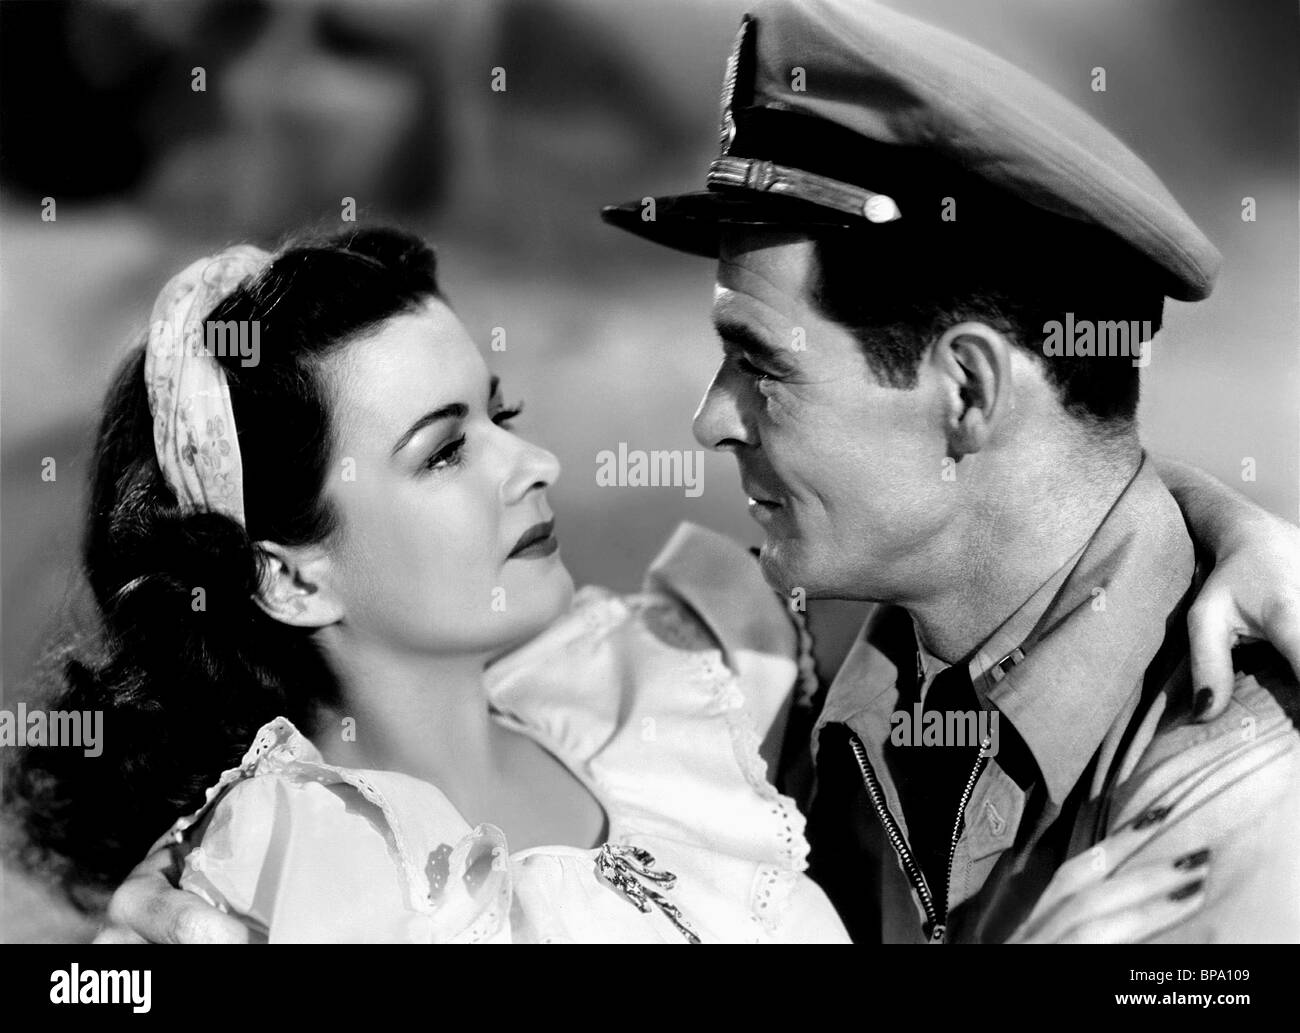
[93,833,249,945]
[1155,454,1300,720]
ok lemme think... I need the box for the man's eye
[737,356,773,380]
[423,435,466,472]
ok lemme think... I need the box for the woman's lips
[508,519,559,559]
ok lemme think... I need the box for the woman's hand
[1185,510,1300,718]
[1007,832,1210,944]
[93,837,249,945]
[1156,456,1300,720]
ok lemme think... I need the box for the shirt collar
[912,622,950,695]
[964,542,1084,700]
[814,453,1196,804]
[909,550,1082,700]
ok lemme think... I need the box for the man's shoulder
[1100,643,1300,847]
[1095,648,1300,942]
[1138,644,1299,778]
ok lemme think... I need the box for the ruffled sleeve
[175,719,512,943]
[641,522,815,736]
[484,522,819,932]
[485,522,813,769]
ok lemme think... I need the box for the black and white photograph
[0,0,1297,992]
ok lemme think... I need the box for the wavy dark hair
[3,226,442,910]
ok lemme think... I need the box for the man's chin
[757,534,860,601]
[756,536,812,595]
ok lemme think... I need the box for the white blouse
[170,523,850,943]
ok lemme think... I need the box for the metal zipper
[943,738,991,925]
[847,730,991,943]
[846,732,942,940]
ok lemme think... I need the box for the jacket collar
[814,453,1196,805]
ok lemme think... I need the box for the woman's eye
[422,401,523,472]
[491,400,524,428]
[423,435,466,472]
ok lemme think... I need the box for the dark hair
[810,224,1165,427]
[3,226,441,909]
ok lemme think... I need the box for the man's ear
[253,541,345,628]
[930,320,1015,458]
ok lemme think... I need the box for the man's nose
[692,365,752,451]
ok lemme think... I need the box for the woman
[8,227,844,942]
[7,227,1298,943]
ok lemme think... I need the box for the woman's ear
[253,541,345,628]
[930,320,1015,457]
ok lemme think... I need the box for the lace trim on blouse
[624,590,815,932]
[167,718,513,942]
[166,566,819,941]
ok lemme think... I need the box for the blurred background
[1,0,1296,941]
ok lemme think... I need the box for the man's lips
[508,518,558,558]
[743,482,782,507]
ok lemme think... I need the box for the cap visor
[600,189,862,257]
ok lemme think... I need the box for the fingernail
[1193,687,1213,719]
[1173,848,1211,871]
[1134,805,1172,830]
[1168,879,1204,902]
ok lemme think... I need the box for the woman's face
[315,296,573,658]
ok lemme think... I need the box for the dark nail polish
[1173,848,1211,871]
[1168,880,1204,902]
[1134,805,1172,830]
[1193,687,1214,719]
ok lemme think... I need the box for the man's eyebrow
[391,402,468,456]
[713,316,792,368]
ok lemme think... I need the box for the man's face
[692,230,957,604]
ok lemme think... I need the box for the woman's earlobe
[253,542,341,628]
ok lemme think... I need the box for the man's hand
[93,836,249,945]
[1156,456,1300,720]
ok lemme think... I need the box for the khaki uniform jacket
[791,456,1300,943]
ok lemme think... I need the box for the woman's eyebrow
[391,402,468,456]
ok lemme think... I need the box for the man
[600,0,1300,942]
[93,0,1300,944]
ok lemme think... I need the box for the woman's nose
[502,436,561,504]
